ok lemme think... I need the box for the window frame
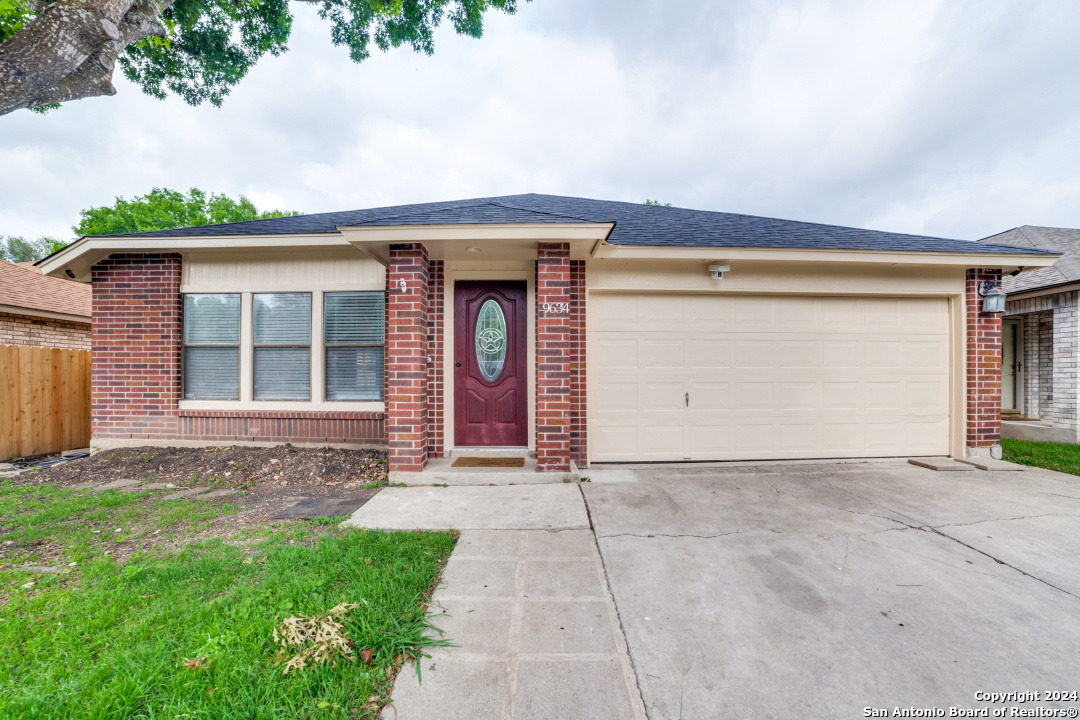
[252,292,313,402]
[324,291,386,402]
[181,293,241,401]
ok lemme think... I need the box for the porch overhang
[337,223,615,265]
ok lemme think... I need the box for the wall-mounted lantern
[708,264,730,280]
[978,281,1006,314]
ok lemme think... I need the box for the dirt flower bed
[11,444,389,517]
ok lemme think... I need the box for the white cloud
[2,0,1080,241]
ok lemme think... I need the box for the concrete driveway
[583,461,1080,719]
[349,460,1080,719]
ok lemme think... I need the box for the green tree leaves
[0,236,62,263]
[72,187,301,237]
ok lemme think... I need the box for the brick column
[91,253,182,442]
[387,244,430,472]
[569,260,587,467]
[426,259,446,460]
[966,268,1003,457]
[536,243,572,472]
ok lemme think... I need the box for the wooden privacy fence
[1,345,90,460]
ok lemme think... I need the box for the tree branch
[0,0,170,115]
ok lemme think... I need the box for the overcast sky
[3,0,1080,242]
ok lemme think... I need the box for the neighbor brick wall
[426,260,445,460]
[569,260,587,467]
[536,243,571,472]
[966,268,1003,450]
[180,410,385,444]
[0,311,90,350]
[91,253,182,440]
[386,244,430,472]
[1004,293,1076,427]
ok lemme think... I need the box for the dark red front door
[454,281,527,446]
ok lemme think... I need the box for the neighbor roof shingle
[72,193,1050,257]
[980,226,1080,293]
[0,259,91,318]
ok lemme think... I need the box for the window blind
[324,292,384,401]
[183,294,240,400]
[253,293,311,400]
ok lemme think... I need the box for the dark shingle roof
[980,226,1080,293]
[83,193,1051,256]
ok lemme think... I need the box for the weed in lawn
[579,476,591,483]
[307,517,340,526]
[363,480,387,490]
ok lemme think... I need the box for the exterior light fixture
[978,281,1006,314]
[708,264,730,280]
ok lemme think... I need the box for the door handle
[685,392,689,407]
[455,362,461,368]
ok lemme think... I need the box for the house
[0,258,91,350]
[979,225,1080,444]
[36,194,1057,474]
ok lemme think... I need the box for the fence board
[0,345,91,460]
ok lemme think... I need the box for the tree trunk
[0,0,172,115]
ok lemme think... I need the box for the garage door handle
[685,392,689,407]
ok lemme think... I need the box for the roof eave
[592,244,1060,270]
[37,232,356,282]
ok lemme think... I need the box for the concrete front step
[392,458,581,486]
[447,446,536,460]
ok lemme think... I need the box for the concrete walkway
[346,484,644,720]
[386,529,646,720]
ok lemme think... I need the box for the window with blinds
[183,294,240,399]
[324,291,384,401]
[253,293,311,400]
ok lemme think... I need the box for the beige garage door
[588,294,951,462]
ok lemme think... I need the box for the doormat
[451,457,526,468]
[271,497,369,520]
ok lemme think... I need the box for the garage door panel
[595,338,638,369]
[735,340,777,368]
[589,293,951,461]
[642,339,684,368]
[687,340,731,368]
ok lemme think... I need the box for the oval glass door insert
[475,299,507,382]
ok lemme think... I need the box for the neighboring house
[980,226,1080,443]
[0,259,91,350]
[37,194,1056,474]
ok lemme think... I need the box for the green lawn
[0,482,456,719]
[1001,438,1080,476]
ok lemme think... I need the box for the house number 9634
[542,302,570,314]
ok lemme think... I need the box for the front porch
[1001,291,1080,444]
[351,226,610,477]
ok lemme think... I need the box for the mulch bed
[7,444,389,519]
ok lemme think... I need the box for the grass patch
[0,483,456,718]
[1001,438,1080,476]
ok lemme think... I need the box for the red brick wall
[91,253,182,440]
[426,259,445,460]
[386,244,430,472]
[0,311,90,350]
[536,243,571,472]
[180,410,384,444]
[569,260,587,466]
[966,268,1003,450]
[92,253,388,447]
